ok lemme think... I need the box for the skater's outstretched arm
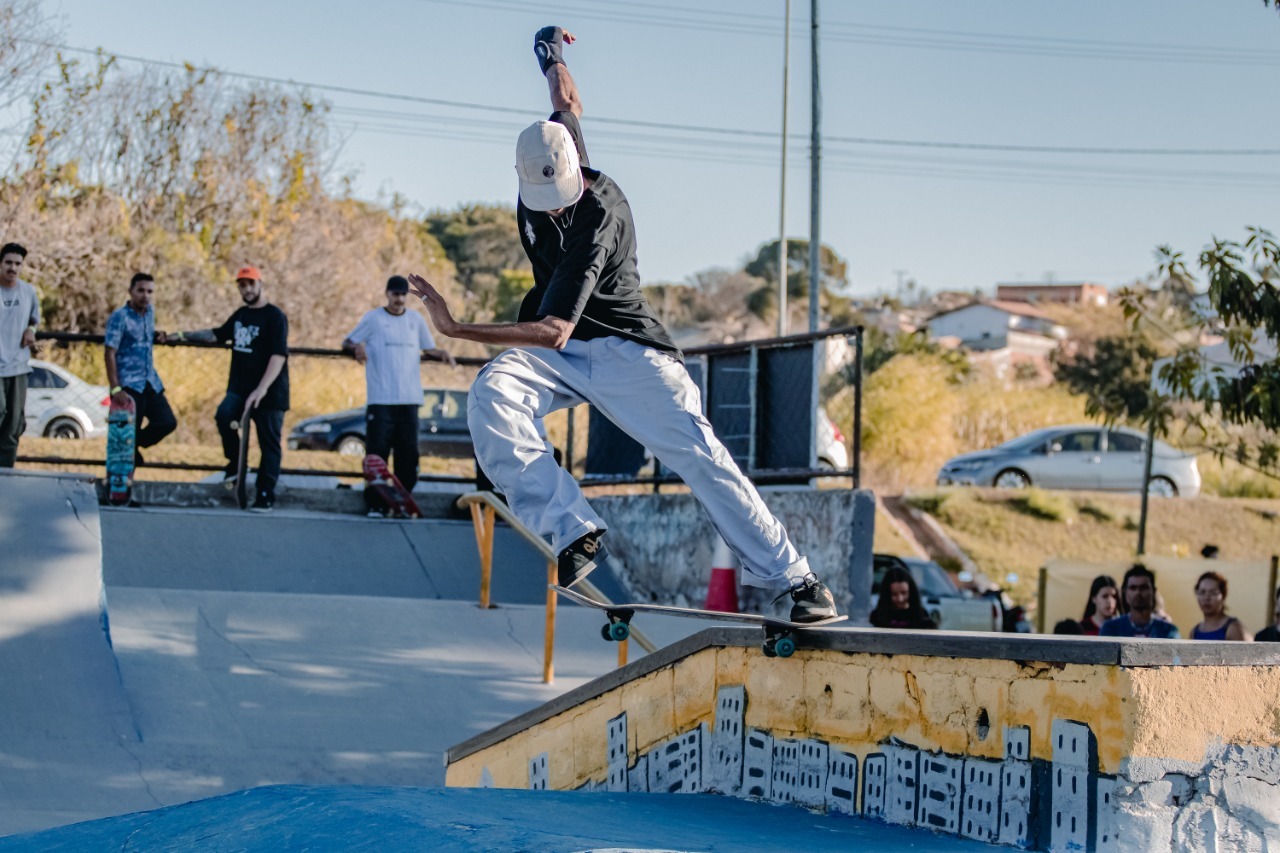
[534,26,582,117]
[407,274,574,350]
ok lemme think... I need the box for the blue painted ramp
[0,785,996,852]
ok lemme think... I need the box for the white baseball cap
[515,120,584,212]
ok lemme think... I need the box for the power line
[42,42,1280,158]
[410,0,1280,66]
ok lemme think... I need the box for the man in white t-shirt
[344,276,455,498]
[0,242,39,468]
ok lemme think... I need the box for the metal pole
[853,326,863,490]
[777,0,792,337]
[1136,418,1157,555]
[807,0,822,333]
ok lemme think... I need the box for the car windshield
[996,429,1056,451]
[903,559,958,598]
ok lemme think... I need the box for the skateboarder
[173,266,289,512]
[104,273,178,463]
[343,275,455,509]
[407,27,838,623]
[0,242,38,468]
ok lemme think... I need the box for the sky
[43,0,1280,300]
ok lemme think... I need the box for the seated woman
[1078,575,1119,636]
[1254,588,1280,643]
[870,567,938,630]
[1190,571,1251,641]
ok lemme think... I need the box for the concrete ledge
[447,626,1280,766]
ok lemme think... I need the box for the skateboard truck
[600,608,635,642]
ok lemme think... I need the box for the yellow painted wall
[447,644,1280,791]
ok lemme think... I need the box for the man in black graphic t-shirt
[175,265,289,512]
[408,27,837,623]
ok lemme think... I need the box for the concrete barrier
[445,628,1280,851]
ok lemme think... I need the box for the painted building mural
[472,682,1279,852]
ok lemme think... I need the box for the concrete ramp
[0,471,141,832]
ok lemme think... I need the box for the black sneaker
[222,471,238,490]
[557,530,607,588]
[786,573,838,623]
[249,494,274,513]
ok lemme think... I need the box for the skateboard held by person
[105,395,137,506]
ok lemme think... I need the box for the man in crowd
[0,242,38,468]
[343,275,455,509]
[104,272,177,462]
[174,266,289,512]
[406,27,838,623]
[1099,564,1181,638]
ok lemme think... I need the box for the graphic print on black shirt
[213,304,291,410]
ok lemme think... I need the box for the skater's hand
[20,328,36,349]
[407,274,457,336]
[245,386,267,411]
[111,390,131,408]
[154,330,168,344]
[351,342,367,364]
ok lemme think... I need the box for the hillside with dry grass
[903,488,1279,601]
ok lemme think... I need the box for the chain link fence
[18,327,863,489]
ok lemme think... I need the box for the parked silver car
[937,424,1200,498]
[24,360,110,439]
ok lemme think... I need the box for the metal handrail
[456,491,657,683]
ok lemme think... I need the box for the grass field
[903,487,1280,601]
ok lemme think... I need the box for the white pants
[467,337,811,591]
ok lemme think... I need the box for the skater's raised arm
[534,26,582,117]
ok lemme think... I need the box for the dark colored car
[287,388,473,458]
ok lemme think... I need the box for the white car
[24,360,110,439]
[872,554,1003,632]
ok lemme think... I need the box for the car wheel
[45,417,84,440]
[993,468,1031,489]
[336,435,366,457]
[817,457,836,471]
[1147,476,1178,498]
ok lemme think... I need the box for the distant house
[926,300,1069,383]
[995,281,1109,307]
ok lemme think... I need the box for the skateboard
[105,395,137,506]
[363,454,422,518]
[553,584,848,658]
[231,399,253,510]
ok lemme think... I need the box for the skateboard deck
[231,400,253,510]
[363,454,422,518]
[105,396,137,506]
[553,584,847,657]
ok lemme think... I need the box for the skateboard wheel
[608,622,631,642]
[774,637,796,658]
[762,642,778,658]
[600,623,614,642]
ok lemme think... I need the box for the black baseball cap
[386,275,409,293]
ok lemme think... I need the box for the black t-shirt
[515,112,679,357]
[213,304,290,410]
[1256,625,1280,643]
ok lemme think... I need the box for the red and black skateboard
[362,454,421,518]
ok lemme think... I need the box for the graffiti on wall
[501,684,1122,851]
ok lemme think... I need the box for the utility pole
[893,269,908,301]
[776,0,792,337]
[807,0,822,333]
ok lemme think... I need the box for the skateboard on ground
[363,454,422,518]
[105,395,137,506]
[553,584,848,658]
[231,399,253,510]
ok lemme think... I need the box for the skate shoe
[557,530,608,588]
[784,573,838,623]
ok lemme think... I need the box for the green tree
[743,238,848,301]
[423,204,529,320]
[1052,334,1164,422]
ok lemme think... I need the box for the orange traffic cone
[704,535,740,613]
